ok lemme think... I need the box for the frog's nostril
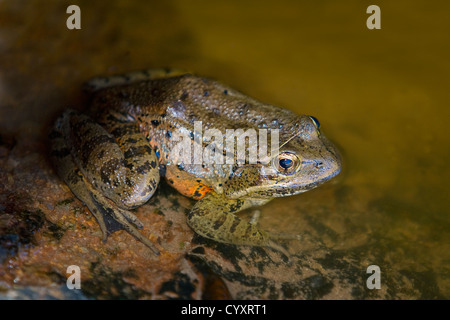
[315,161,324,168]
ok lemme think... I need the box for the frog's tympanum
[50,69,341,256]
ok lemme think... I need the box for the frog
[49,68,341,256]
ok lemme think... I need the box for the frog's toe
[119,209,144,229]
[110,208,160,256]
[90,205,124,240]
[74,176,160,255]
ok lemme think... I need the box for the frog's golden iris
[274,152,301,175]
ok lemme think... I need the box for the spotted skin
[50,69,341,256]
[50,110,160,254]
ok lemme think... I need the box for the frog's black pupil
[279,158,293,169]
[310,116,320,129]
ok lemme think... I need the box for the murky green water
[1,0,448,298]
[169,0,450,297]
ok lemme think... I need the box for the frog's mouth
[246,163,340,199]
[272,166,341,197]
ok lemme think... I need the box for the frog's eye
[309,116,320,129]
[274,152,301,175]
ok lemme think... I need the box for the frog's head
[224,115,341,199]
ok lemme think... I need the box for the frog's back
[86,72,309,198]
[89,72,302,135]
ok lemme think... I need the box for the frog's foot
[89,190,160,255]
[187,193,295,260]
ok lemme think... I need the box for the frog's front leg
[50,110,161,254]
[186,193,292,257]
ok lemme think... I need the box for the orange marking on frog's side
[165,169,213,200]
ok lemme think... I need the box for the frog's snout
[319,145,341,181]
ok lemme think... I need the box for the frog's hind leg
[49,110,160,255]
[186,193,293,258]
[83,68,188,92]
[50,124,110,238]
